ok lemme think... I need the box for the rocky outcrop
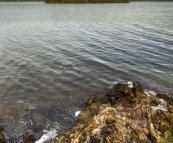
[43,81,173,143]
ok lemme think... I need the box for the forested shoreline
[1,0,173,2]
[45,0,130,3]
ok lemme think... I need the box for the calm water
[0,2,173,142]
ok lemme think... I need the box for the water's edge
[1,81,172,143]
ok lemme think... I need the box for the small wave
[75,110,81,117]
[35,129,57,143]
[151,69,165,73]
[144,90,157,96]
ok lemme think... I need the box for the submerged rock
[42,81,173,143]
[19,130,36,143]
[0,102,67,142]
[0,125,8,143]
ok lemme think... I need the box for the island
[45,0,130,3]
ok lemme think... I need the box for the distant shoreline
[0,0,44,2]
[132,0,173,1]
[0,0,173,2]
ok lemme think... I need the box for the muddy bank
[1,81,173,143]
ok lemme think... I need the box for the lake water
[0,2,173,142]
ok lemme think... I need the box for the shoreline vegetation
[1,0,173,2]
[44,0,173,2]
[45,0,130,3]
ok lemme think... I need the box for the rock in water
[0,125,8,143]
[38,81,173,143]
[19,130,36,143]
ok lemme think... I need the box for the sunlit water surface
[0,2,173,142]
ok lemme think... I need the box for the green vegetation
[45,0,130,3]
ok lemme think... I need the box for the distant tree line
[45,0,130,3]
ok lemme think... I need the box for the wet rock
[0,102,63,142]
[0,125,7,143]
[133,81,145,97]
[167,101,173,113]
[19,130,36,143]
[149,109,173,142]
[31,124,44,133]
[156,93,170,101]
[143,128,149,136]
[0,125,4,132]
[116,106,124,112]
[107,81,144,102]
[108,96,116,105]
[149,96,160,106]
[113,82,135,98]
[34,81,173,143]
[0,134,7,143]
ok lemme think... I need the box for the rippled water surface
[0,2,173,142]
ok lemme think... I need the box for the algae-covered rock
[19,130,37,143]
[42,81,173,143]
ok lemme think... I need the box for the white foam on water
[19,121,27,124]
[35,129,57,143]
[30,120,33,125]
[127,81,133,88]
[113,81,118,85]
[122,81,133,88]
[108,81,118,90]
[144,90,157,96]
[75,111,81,117]
[152,69,165,73]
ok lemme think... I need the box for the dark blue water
[0,2,173,142]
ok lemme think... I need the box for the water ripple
[0,2,173,142]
